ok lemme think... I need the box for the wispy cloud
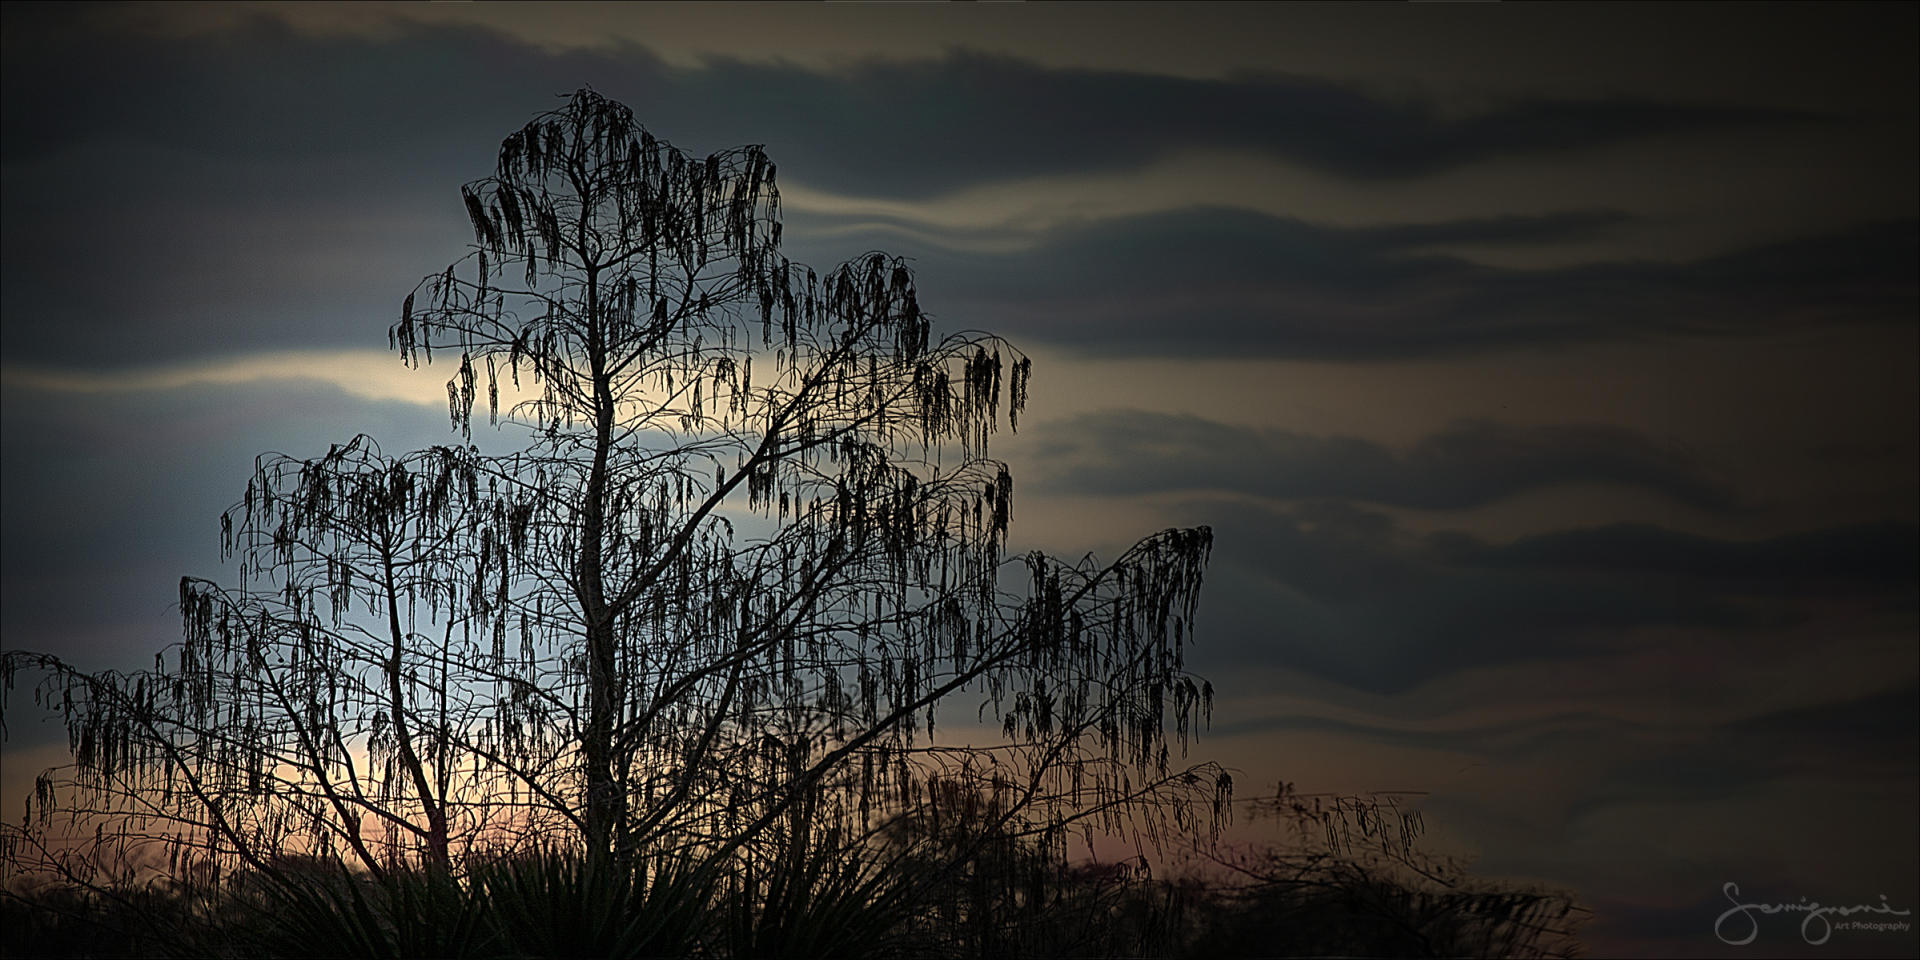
[935,210,1918,359]
[1027,411,1736,511]
[2,350,464,406]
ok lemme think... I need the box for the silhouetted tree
[2,89,1223,895]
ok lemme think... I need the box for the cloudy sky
[3,3,1914,955]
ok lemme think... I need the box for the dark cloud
[660,55,1807,194]
[1191,500,1725,691]
[1028,411,1737,511]
[1,8,566,165]
[1466,682,1920,846]
[2,12,1860,366]
[1171,498,1916,693]
[916,208,1919,359]
[1211,704,1645,758]
[1434,521,1920,590]
[1216,683,1919,790]
[1663,683,1920,789]
[1,162,461,365]
[0,380,478,670]
[2,10,1807,190]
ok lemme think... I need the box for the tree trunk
[580,267,624,863]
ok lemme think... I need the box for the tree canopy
[3,89,1222,894]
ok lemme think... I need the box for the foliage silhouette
[0,814,1583,959]
[471,848,715,958]
[252,859,490,960]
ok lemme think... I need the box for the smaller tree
[1186,789,1587,959]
